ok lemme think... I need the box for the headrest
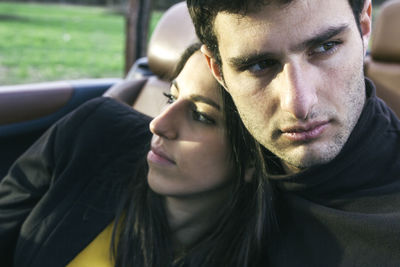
[147,1,199,81]
[370,0,400,62]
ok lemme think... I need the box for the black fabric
[268,80,400,266]
[2,81,400,267]
[0,97,152,267]
[0,130,46,179]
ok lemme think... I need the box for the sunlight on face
[213,0,369,173]
[147,52,234,198]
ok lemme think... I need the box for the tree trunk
[124,0,152,75]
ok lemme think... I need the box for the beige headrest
[147,1,199,81]
[370,0,400,62]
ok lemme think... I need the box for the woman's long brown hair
[111,43,276,267]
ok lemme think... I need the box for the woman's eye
[247,59,279,73]
[192,110,215,125]
[163,92,177,104]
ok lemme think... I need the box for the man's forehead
[213,0,354,49]
[213,0,352,27]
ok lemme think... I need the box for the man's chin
[279,148,339,174]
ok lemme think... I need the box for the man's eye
[163,92,177,104]
[311,41,341,55]
[247,59,278,73]
[192,110,215,125]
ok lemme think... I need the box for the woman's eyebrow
[172,80,180,92]
[189,95,221,110]
[172,80,220,110]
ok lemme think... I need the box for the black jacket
[0,97,152,267]
[268,80,400,266]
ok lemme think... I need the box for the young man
[187,0,400,266]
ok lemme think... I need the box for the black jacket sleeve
[0,118,59,266]
[0,97,151,266]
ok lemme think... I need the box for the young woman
[108,43,275,267]
[0,44,274,267]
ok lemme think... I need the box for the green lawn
[0,2,381,86]
[0,2,161,85]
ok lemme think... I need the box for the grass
[0,2,382,86]
[0,2,162,85]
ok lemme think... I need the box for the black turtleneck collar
[268,79,400,199]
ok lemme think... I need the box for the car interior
[0,78,121,178]
[364,0,400,116]
[0,0,399,179]
[0,1,197,178]
[104,1,198,117]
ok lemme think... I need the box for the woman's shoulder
[54,97,152,146]
[62,97,152,128]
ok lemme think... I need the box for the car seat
[365,0,400,116]
[104,1,199,118]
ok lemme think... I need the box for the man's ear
[244,166,255,183]
[201,44,225,87]
[360,0,372,55]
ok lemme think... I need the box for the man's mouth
[281,121,329,142]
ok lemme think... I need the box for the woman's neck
[165,187,231,248]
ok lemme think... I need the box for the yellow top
[66,222,115,267]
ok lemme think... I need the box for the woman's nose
[149,102,180,139]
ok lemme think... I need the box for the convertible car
[0,0,399,178]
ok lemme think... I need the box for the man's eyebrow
[228,52,276,70]
[189,95,221,110]
[227,24,350,69]
[292,24,350,52]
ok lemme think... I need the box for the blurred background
[0,0,391,85]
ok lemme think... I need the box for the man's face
[209,0,371,173]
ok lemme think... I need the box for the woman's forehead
[175,52,220,100]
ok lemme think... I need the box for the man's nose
[149,102,180,139]
[279,61,318,120]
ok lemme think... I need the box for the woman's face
[147,51,234,198]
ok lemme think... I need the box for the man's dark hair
[187,0,366,67]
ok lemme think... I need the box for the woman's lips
[281,121,329,142]
[147,147,175,165]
